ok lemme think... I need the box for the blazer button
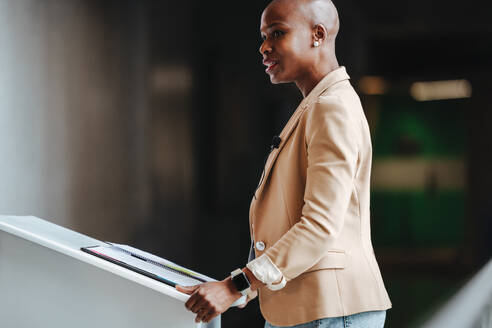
[255,241,265,251]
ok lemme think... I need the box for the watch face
[232,272,250,292]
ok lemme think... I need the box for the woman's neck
[295,53,339,98]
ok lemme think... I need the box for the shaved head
[259,0,341,95]
[265,0,339,41]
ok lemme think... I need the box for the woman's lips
[266,63,278,73]
[264,60,278,73]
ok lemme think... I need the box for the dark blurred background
[0,0,491,327]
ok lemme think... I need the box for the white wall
[0,0,149,242]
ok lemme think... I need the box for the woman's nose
[259,40,272,55]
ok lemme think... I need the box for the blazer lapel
[253,67,351,200]
[254,102,308,199]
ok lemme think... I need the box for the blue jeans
[264,310,386,328]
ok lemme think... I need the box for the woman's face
[259,4,314,84]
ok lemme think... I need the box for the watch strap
[231,268,251,296]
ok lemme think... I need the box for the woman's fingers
[179,280,239,323]
[190,296,207,313]
[202,309,218,323]
[195,307,211,323]
[175,284,199,295]
[177,284,203,311]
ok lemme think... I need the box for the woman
[176,0,392,327]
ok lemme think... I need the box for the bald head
[259,0,340,93]
[265,0,339,41]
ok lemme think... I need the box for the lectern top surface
[0,215,101,250]
[0,215,189,302]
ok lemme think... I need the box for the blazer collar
[253,66,350,200]
[299,66,350,108]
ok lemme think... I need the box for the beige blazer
[249,67,392,326]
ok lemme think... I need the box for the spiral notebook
[81,243,213,287]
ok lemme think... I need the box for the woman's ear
[313,24,327,44]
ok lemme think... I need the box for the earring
[313,41,320,47]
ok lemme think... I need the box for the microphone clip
[270,135,282,151]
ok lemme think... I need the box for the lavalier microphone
[271,135,281,151]
[254,135,283,199]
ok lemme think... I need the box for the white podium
[0,216,225,328]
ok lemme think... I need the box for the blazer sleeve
[264,96,359,281]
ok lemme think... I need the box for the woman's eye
[272,30,284,38]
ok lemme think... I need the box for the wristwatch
[230,268,252,296]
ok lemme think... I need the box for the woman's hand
[176,278,242,323]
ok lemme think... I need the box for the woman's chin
[269,74,284,84]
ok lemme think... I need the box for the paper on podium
[1,215,238,327]
[82,242,247,307]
